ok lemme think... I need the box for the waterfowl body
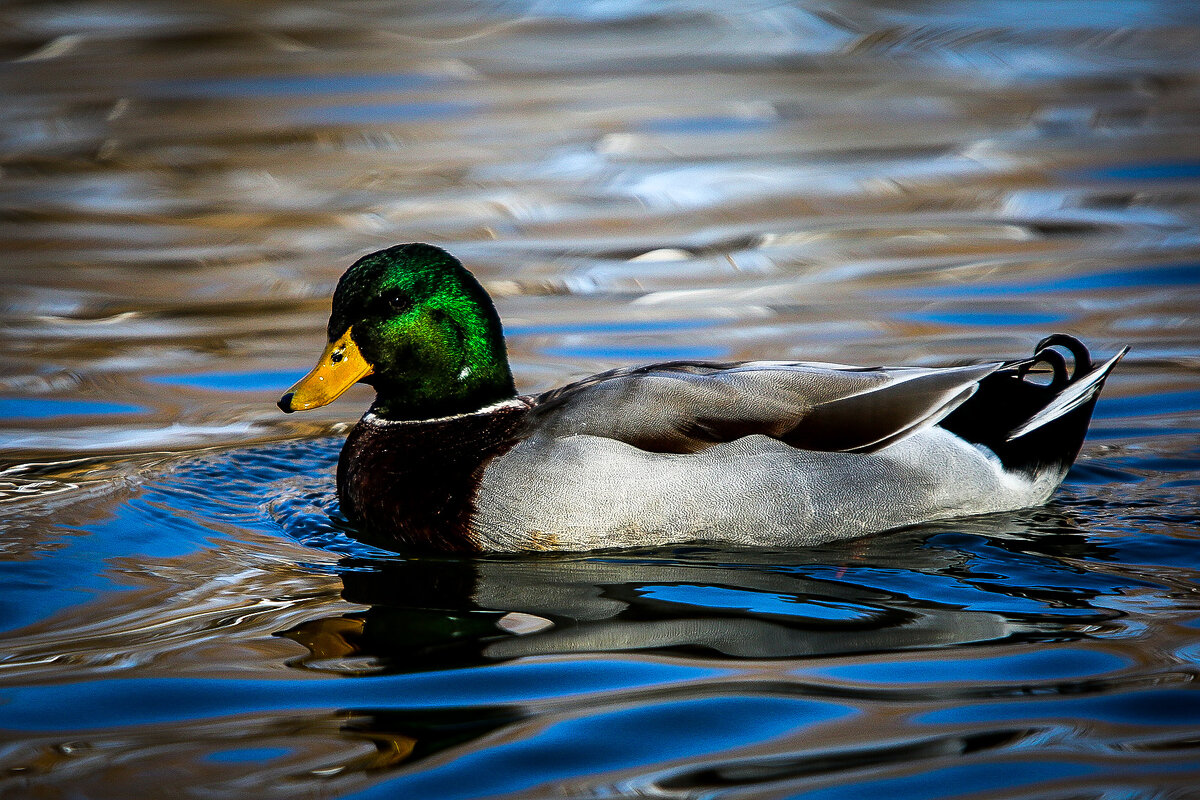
[279,243,1126,553]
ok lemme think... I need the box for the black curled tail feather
[940,335,1126,477]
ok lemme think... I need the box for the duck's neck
[336,398,530,552]
[368,377,517,422]
[364,328,517,422]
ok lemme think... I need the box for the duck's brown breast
[336,399,531,552]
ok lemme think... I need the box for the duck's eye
[379,290,412,315]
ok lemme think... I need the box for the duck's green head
[278,243,515,420]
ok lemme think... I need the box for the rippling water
[2,1,1200,797]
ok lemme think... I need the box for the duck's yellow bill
[278,327,374,413]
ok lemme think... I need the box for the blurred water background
[2,1,1200,797]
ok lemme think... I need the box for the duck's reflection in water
[265,510,1167,795]
[282,507,1120,676]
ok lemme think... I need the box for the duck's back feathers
[528,359,1002,455]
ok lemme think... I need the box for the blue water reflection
[789,761,1097,800]
[907,263,1200,298]
[0,398,145,419]
[149,370,307,392]
[0,659,728,731]
[1091,161,1200,181]
[353,696,850,800]
[897,310,1070,327]
[636,584,875,622]
[206,747,291,763]
[918,688,1200,727]
[814,647,1128,684]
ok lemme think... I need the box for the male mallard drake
[278,243,1126,553]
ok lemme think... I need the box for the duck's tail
[940,334,1127,477]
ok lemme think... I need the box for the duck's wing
[527,359,1005,454]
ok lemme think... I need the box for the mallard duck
[278,243,1126,553]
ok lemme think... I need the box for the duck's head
[278,243,515,420]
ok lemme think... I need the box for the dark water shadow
[278,505,1151,679]
[262,504,1195,790]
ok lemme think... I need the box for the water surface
[2,1,1199,798]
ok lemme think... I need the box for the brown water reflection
[2,1,1199,798]
[3,0,1198,461]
